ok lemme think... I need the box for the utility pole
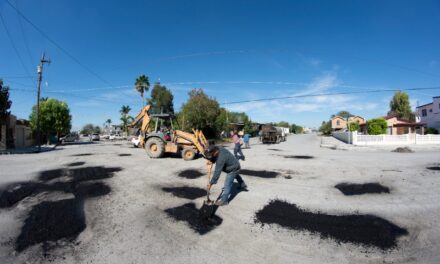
[36,53,51,152]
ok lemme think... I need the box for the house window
[336,120,340,126]
[429,109,432,112]
[422,109,427,117]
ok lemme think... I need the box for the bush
[367,118,388,135]
[426,127,439,134]
[348,122,360,132]
[319,121,332,135]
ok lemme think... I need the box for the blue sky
[1,0,440,130]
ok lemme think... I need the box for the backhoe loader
[128,105,209,160]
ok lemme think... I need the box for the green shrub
[426,127,439,134]
[348,122,360,132]
[367,118,387,135]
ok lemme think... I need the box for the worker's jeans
[220,170,244,203]
[234,143,245,160]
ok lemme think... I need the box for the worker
[205,145,248,206]
[231,130,245,160]
[243,133,251,148]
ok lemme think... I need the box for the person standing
[231,131,245,160]
[243,133,251,148]
[205,145,248,206]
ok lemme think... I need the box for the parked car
[59,133,78,143]
[90,133,100,141]
[109,134,116,140]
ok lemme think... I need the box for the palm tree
[135,75,150,107]
[106,119,112,127]
[120,105,132,134]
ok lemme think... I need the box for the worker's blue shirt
[211,147,240,185]
[243,134,250,142]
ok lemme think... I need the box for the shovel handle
[206,162,213,200]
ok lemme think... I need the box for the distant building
[383,115,425,135]
[331,115,366,131]
[416,96,440,130]
[0,114,34,150]
[102,125,122,135]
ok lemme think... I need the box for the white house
[416,96,440,130]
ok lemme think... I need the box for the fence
[331,131,440,145]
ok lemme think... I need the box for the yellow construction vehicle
[128,105,209,160]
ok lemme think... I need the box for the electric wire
[5,0,113,86]
[0,9,31,76]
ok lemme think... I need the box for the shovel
[199,162,223,219]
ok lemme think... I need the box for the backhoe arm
[128,105,151,132]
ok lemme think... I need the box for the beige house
[0,114,34,151]
[384,116,425,135]
[331,115,366,131]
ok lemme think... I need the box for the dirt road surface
[0,134,439,263]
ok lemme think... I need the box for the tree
[105,119,112,127]
[178,89,220,138]
[81,124,95,135]
[367,118,387,135]
[135,74,150,107]
[426,127,439,134]
[290,123,303,134]
[120,105,132,134]
[276,121,290,128]
[94,126,101,134]
[319,120,331,135]
[148,82,174,114]
[348,122,360,132]
[389,91,415,121]
[0,80,12,123]
[336,110,353,119]
[29,98,72,142]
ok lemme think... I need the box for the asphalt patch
[268,149,282,151]
[284,175,292,179]
[38,166,121,182]
[15,199,85,252]
[0,182,46,208]
[2,166,120,252]
[427,166,440,171]
[178,169,204,179]
[67,162,85,167]
[392,147,414,153]
[254,200,408,250]
[164,203,222,235]
[71,153,93,157]
[335,182,390,196]
[118,153,131,156]
[240,169,279,178]
[162,186,206,200]
[283,155,314,159]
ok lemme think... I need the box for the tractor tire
[145,137,165,158]
[182,148,196,161]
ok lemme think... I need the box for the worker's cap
[204,144,218,159]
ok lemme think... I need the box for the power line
[221,86,440,105]
[14,0,35,67]
[0,8,31,76]
[4,0,113,86]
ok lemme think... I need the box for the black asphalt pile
[118,153,131,156]
[427,166,440,171]
[284,175,292,179]
[268,149,282,151]
[68,166,121,182]
[162,186,206,200]
[1,166,120,252]
[71,153,93,157]
[39,169,66,181]
[335,182,390,196]
[392,147,414,153]
[240,169,279,178]
[283,155,314,159]
[15,199,86,252]
[178,169,204,179]
[254,200,408,250]
[74,182,111,198]
[164,203,222,235]
[67,162,85,167]
[0,182,45,208]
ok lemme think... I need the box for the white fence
[332,131,440,145]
